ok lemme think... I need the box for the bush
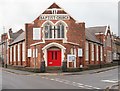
[62,61,67,72]
[40,61,46,73]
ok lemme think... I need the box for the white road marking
[42,77,45,78]
[78,85,84,88]
[42,77,101,89]
[77,83,83,85]
[50,78,55,81]
[101,80,118,83]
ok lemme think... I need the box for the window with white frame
[106,34,111,47]
[57,23,65,38]
[74,48,76,56]
[107,51,112,62]
[22,42,25,61]
[85,41,89,60]
[32,49,34,58]
[28,49,32,57]
[100,46,103,61]
[113,52,117,60]
[44,22,65,39]
[44,23,52,38]
[14,45,16,62]
[96,45,99,61]
[33,28,41,40]
[10,47,12,62]
[18,44,20,61]
[33,48,38,58]
[70,48,74,55]
[91,43,94,61]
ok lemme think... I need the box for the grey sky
[0,0,118,39]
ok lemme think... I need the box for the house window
[22,42,25,61]
[106,34,111,47]
[100,46,103,61]
[107,51,112,62]
[33,28,41,40]
[44,23,52,38]
[57,23,65,38]
[44,22,65,39]
[10,47,12,62]
[33,48,38,58]
[113,53,117,60]
[96,45,99,61]
[70,48,74,55]
[28,49,32,57]
[85,41,89,60]
[91,43,94,61]
[18,44,20,61]
[14,45,16,62]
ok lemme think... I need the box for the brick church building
[0,3,112,69]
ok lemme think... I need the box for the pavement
[2,65,118,76]
[109,81,120,90]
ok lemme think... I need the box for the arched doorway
[42,42,66,67]
[47,47,61,66]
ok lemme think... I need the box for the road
[1,67,119,90]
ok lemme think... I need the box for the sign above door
[39,14,70,20]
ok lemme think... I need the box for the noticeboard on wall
[67,54,76,62]
[78,48,83,57]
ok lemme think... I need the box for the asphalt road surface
[1,67,119,90]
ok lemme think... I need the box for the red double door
[47,50,61,66]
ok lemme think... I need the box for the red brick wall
[25,17,86,68]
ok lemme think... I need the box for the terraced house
[0,3,113,70]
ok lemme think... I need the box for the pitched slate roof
[9,29,24,40]
[9,32,25,45]
[86,26,107,35]
[85,29,101,44]
[85,26,109,44]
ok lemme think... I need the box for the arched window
[44,23,52,38]
[43,22,65,39]
[57,23,65,38]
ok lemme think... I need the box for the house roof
[9,29,24,40]
[48,3,61,9]
[0,42,2,45]
[9,32,25,45]
[85,29,101,44]
[34,3,76,22]
[86,26,107,35]
[85,26,110,44]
